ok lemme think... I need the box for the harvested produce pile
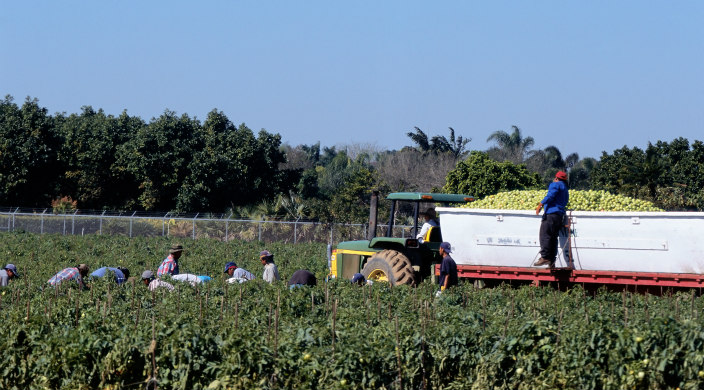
[464,189,664,211]
[1,233,703,390]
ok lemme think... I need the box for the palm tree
[525,145,590,187]
[277,190,307,220]
[543,145,579,171]
[430,127,471,159]
[568,157,597,189]
[486,125,535,164]
[406,127,431,153]
[408,126,471,159]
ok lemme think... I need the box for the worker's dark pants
[539,213,564,261]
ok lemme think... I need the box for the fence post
[100,210,105,235]
[63,214,67,235]
[72,210,77,235]
[294,219,298,244]
[12,207,19,232]
[225,213,232,242]
[41,209,46,234]
[258,221,262,242]
[192,213,199,240]
[129,211,136,238]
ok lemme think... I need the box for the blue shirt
[541,180,569,215]
[90,267,127,284]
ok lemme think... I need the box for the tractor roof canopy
[385,192,475,203]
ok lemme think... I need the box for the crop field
[2,232,704,389]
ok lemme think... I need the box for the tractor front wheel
[361,249,415,286]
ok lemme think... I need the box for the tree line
[2,95,703,221]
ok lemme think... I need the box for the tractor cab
[329,192,474,285]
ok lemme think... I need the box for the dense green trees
[176,111,287,212]
[56,107,143,209]
[444,151,541,198]
[0,96,61,206]
[3,95,704,216]
[591,138,704,210]
[0,96,289,213]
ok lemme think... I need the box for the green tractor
[328,191,474,285]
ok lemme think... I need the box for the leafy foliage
[591,138,704,210]
[407,126,471,159]
[0,96,61,206]
[2,232,704,389]
[486,125,535,164]
[0,96,291,213]
[55,106,141,209]
[444,151,542,198]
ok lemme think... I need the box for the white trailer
[436,208,704,289]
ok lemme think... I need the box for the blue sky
[2,1,702,159]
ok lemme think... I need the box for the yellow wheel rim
[367,269,389,283]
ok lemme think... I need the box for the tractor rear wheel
[361,249,415,286]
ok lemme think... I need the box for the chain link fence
[0,208,415,245]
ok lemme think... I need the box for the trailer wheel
[361,250,416,286]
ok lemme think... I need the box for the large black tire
[361,249,416,286]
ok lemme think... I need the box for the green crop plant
[1,232,703,389]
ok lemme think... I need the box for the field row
[1,233,704,389]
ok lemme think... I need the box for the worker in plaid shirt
[157,244,183,277]
[48,264,90,289]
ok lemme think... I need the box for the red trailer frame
[436,264,704,290]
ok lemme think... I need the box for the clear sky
[2,1,702,159]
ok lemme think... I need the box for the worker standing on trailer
[438,242,458,293]
[534,171,569,268]
[157,244,183,277]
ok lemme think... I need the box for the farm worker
[288,269,316,289]
[157,244,183,277]
[0,264,19,286]
[141,270,174,291]
[90,267,130,285]
[438,242,457,293]
[260,250,280,283]
[416,208,439,243]
[351,273,367,285]
[224,261,255,284]
[48,264,90,290]
[534,171,570,268]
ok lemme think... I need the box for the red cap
[555,171,568,181]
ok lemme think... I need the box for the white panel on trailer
[436,208,704,275]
